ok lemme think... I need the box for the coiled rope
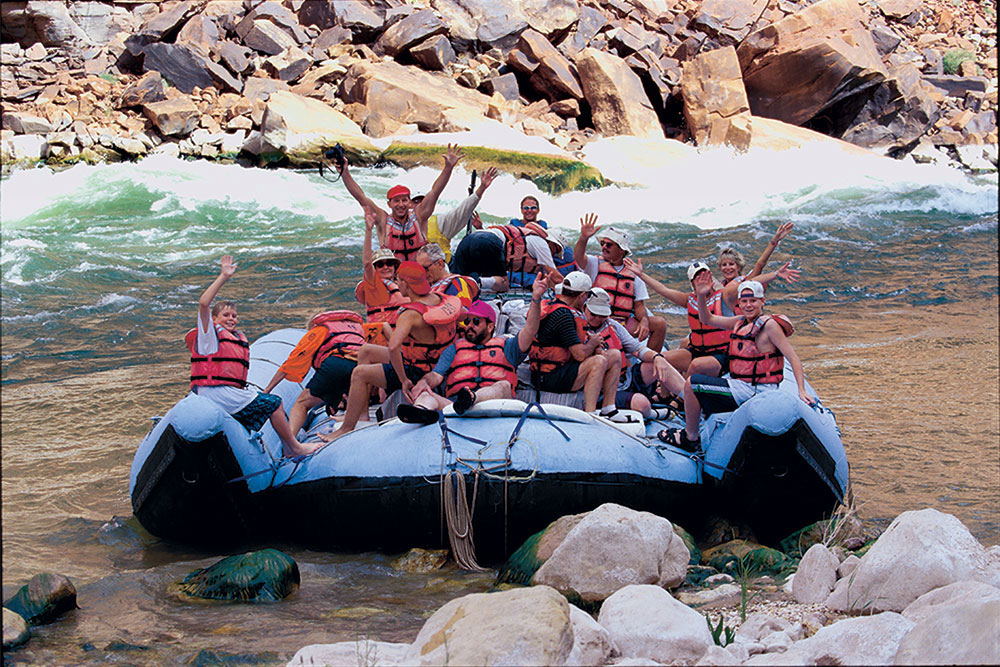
[442,469,488,572]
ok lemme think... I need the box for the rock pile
[0,0,996,177]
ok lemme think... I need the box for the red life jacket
[528,299,587,376]
[431,274,480,307]
[185,326,250,389]
[490,222,546,277]
[687,291,730,355]
[355,278,406,323]
[444,337,517,397]
[593,261,637,324]
[727,314,794,385]
[308,310,366,367]
[399,301,458,372]
[588,318,626,370]
[384,209,427,262]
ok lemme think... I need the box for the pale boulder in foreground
[402,585,573,666]
[792,543,840,604]
[777,612,915,665]
[893,598,1000,665]
[533,503,689,602]
[900,579,1000,624]
[286,640,410,666]
[565,603,616,666]
[598,584,713,664]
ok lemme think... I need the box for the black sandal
[453,387,476,415]
[397,404,439,425]
[657,427,701,453]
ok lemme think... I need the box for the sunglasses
[373,260,396,268]
[599,240,617,248]
[522,205,539,210]
[461,317,487,327]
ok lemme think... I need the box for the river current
[2,147,997,664]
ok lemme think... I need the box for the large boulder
[736,0,887,128]
[576,48,664,140]
[598,584,713,664]
[839,63,941,153]
[260,90,377,161]
[532,503,689,603]
[142,42,242,94]
[780,613,914,665]
[178,549,299,602]
[143,97,200,136]
[681,46,752,150]
[825,508,1000,613]
[118,71,166,108]
[430,0,576,51]
[2,608,30,650]
[3,574,77,626]
[23,0,95,53]
[403,586,573,666]
[511,29,584,102]
[901,580,1000,624]
[287,640,410,666]
[893,599,1000,665]
[376,9,447,58]
[139,0,205,40]
[692,0,769,44]
[792,543,840,604]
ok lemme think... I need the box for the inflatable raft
[130,328,848,560]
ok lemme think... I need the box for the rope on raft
[442,468,488,572]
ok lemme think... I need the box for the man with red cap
[399,274,554,422]
[337,144,464,262]
[321,261,461,441]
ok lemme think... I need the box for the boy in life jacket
[584,288,686,421]
[657,277,813,452]
[573,213,667,354]
[187,255,319,457]
[337,144,463,262]
[321,261,461,442]
[261,310,366,436]
[528,271,623,417]
[399,275,553,423]
[409,166,499,261]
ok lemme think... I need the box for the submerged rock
[3,573,78,626]
[391,548,449,573]
[2,607,30,650]
[178,548,299,602]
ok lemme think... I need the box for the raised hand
[623,256,643,276]
[579,212,601,239]
[220,254,236,277]
[771,222,793,246]
[364,206,376,231]
[694,271,713,297]
[532,272,549,300]
[776,261,801,283]
[479,166,498,190]
[470,211,483,229]
[443,143,464,169]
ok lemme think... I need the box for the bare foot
[317,427,349,443]
[283,440,326,457]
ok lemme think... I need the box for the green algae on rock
[3,573,78,626]
[178,549,299,603]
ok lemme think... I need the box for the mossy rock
[942,49,975,75]
[702,540,795,578]
[495,512,586,586]
[178,549,299,603]
[3,573,78,626]
[673,524,701,565]
[392,547,449,573]
[3,607,31,650]
[684,565,720,587]
[381,143,605,195]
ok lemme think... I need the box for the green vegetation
[942,49,975,75]
[734,552,762,622]
[495,528,546,586]
[706,613,735,647]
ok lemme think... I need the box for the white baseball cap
[687,261,711,282]
[586,287,613,316]
[598,227,630,255]
[737,280,764,298]
[555,271,593,295]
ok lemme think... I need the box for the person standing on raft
[336,144,464,262]
[187,255,319,457]
[657,276,813,452]
[411,165,499,261]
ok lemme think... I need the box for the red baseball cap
[386,184,410,200]
[396,260,431,295]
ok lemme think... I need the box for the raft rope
[442,469,489,572]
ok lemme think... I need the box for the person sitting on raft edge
[657,276,813,453]
[336,144,464,262]
[396,273,555,424]
[186,255,320,457]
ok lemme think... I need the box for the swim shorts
[232,392,282,432]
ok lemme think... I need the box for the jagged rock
[287,640,410,666]
[560,6,608,57]
[241,19,297,55]
[792,543,839,604]
[876,0,921,20]
[391,548,449,573]
[217,41,251,75]
[69,2,136,45]
[692,0,767,44]
[566,604,615,666]
[2,608,30,650]
[521,0,579,39]
[243,77,289,102]
[955,144,996,171]
[263,46,312,82]
[141,43,214,93]
[260,89,375,160]
[578,47,664,139]
[111,136,147,156]
[176,15,222,56]
[411,35,455,71]
[681,46,752,150]
[3,574,77,626]
[179,549,299,602]
[4,134,46,161]
[514,29,583,101]
[332,1,383,40]
[871,24,902,55]
[403,586,573,666]
[315,25,352,52]
[118,71,166,108]
[840,63,940,153]
[737,0,887,127]
[140,0,205,39]
[609,22,661,58]
[826,508,1000,613]
[23,0,95,53]
[598,585,713,664]
[25,43,47,61]
[297,1,337,30]
[143,97,200,136]
[377,9,447,58]
[456,69,480,89]
[551,98,580,117]
[4,113,53,134]
[895,598,1000,665]
[922,75,990,98]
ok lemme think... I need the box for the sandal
[397,404,439,425]
[657,427,701,453]
[453,387,476,415]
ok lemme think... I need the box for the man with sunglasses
[528,271,624,417]
[398,275,553,422]
[415,244,480,308]
[574,213,667,354]
[510,196,549,229]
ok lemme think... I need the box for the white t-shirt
[581,255,650,301]
[485,228,556,269]
[192,313,258,414]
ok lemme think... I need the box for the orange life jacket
[490,222,546,278]
[308,310,366,367]
[354,278,406,323]
[593,261,637,323]
[185,326,250,389]
[588,318,626,370]
[384,209,427,262]
[727,314,794,385]
[432,274,480,307]
[687,291,730,355]
[444,337,517,397]
[528,299,587,376]
[399,301,458,372]
[362,321,390,346]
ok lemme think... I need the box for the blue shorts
[232,392,281,432]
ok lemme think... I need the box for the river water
[2,147,997,664]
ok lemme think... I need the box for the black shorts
[306,355,357,409]
[689,374,740,415]
[535,361,580,393]
[382,363,426,394]
[449,231,506,278]
[686,348,729,375]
